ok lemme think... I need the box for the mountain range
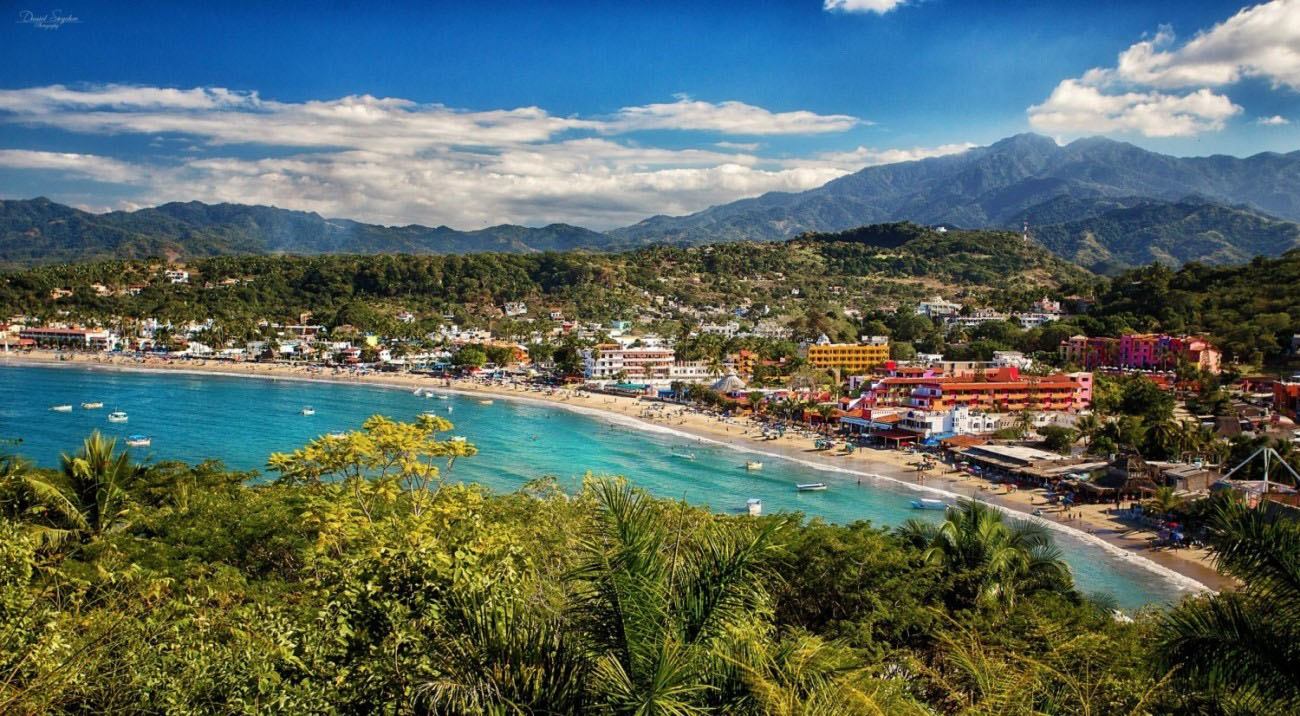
[4,133,1300,272]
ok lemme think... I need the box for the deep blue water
[0,362,1204,608]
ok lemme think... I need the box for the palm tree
[1148,418,1181,459]
[1153,499,1300,712]
[0,454,84,549]
[1074,413,1100,448]
[1143,486,1184,517]
[895,499,1073,610]
[567,478,784,714]
[56,431,147,538]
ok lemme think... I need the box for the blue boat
[910,498,947,510]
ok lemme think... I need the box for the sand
[4,349,1227,593]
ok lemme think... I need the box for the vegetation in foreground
[1,417,1297,714]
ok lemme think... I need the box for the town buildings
[864,365,1092,413]
[807,337,890,372]
[1059,333,1221,373]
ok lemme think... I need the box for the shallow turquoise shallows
[0,362,1202,608]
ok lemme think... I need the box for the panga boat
[451,435,467,442]
[81,401,103,409]
[107,411,128,422]
[478,399,494,405]
[125,434,151,447]
[436,394,450,400]
[50,404,73,412]
[796,482,828,492]
[747,498,762,516]
[910,498,947,510]
[671,452,696,461]
[301,406,315,416]
[746,461,763,471]
[327,431,348,439]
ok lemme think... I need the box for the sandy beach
[3,350,1227,594]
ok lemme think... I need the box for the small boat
[451,435,467,442]
[747,498,762,516]
[50,404,73,412]
[478,399,494,405]
[107,411,128,422]
[447,406,453,412]
[910,498,948,510]
[81,401,103,409]
[125,434,151,447]
[301,406,315,416]
[436,394,450,400]
[327,431,348,439]
[671,452,696,461]
[796,483,828,492]
[746,461,763,471]
[413,388,423,396]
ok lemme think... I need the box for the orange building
[807,342,890,372]
[868,366,1091,412]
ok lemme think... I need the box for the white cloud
[823,0,907,15]
[1257,114,1291,124]
[608,98,860,135]
[1023,2,1300,137]
[1028,80,1241,137]
[1089,1,1300,91]
[0,149,145,183]
[0,84,973,230]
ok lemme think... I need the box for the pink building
[1061,334,1220,374]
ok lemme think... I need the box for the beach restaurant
[839,412,919,448]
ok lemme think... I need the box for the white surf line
[14,361,1211,595]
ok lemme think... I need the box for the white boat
[50,404,73,412]
[671,452,696,461]
[125,434,151,447]
[436,394,450,400]
[447,406,453,412]
[327,431,348,439]
[301,406,315,416]
[107,411,128,423]
[796,482,828,492]
[747,498,762,516]
[746,461,762,471]
[81,401,103,409]
[478,399,494,405]
[413,388,423,396]
[451,435,467,442]
[910,498,948,510]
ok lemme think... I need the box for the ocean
[0,361,1204,608]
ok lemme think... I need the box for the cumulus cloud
[1090,1,1300,90]
[1028,80,1241,137]
[1026,1,1300,137]
[823,0,907,15]
[1257,114,1291,124]
[0,84,951,229]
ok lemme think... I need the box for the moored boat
[301,406,315,416]
[50,404,73,412]
[107,410,128,422]
[796,482,828,492]
[746,460,762,471]
[910,498,947,510]
[81,401,103,409]
[478,399,494,405]
[125,434,151,447]
[671,451,696,461]
[747,498,762,516]
[327,431,348,439]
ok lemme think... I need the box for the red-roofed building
[864,366,1091,413]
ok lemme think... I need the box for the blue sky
[1,0,1298,229]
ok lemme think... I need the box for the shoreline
[2,350,1226,594]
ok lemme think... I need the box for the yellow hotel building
[807,342,890,372]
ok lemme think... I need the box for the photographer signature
[18,9,81,30]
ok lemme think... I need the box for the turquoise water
[0,362,1202,608]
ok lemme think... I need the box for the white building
[949,308,1008,327]
[1013,312,1059,330]
[164,269,190,284]
[916,296,963,318]
[504,302,528,317]
[991,351,1033,369]
[668,360,715,383]
[701,321,741,338]
[583,345,677,381]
